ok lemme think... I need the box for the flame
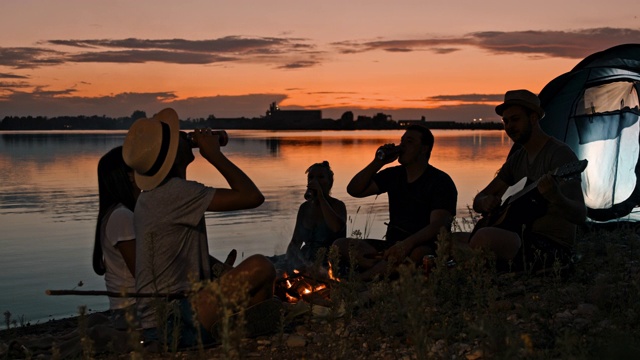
[279,268,332,303]
[327,261,340,282]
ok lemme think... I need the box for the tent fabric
[538,44,640,222]
[574,108,639,144]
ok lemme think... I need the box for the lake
[0,129,512,325]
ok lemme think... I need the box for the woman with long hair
[285,161,347,271]
[93,145,139,328]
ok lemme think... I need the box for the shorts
[363,239,395,252]
[142,298,216,349]
[500,231,572,272]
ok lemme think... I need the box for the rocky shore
[3,225,640,359]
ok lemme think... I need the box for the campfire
[274,266,339,306]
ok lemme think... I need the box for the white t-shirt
[134,177,216,329]
[101,204,136,310]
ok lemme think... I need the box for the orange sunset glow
[1,1,639,122]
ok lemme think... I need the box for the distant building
[398,119,462,129]
[398,118,428,127]
[265,102,322,123]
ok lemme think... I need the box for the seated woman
[15,147,142,359]
[93,146,140,329]
[285,161,347,273]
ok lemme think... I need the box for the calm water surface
[0,129,512,325]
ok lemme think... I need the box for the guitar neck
[507,179,540,205]
[506,160,585,206]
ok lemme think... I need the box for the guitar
[470,159,588,237]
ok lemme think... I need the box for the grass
[3,221,640,359]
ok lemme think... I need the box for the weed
[77,305,94,359]
[5,223,640,359]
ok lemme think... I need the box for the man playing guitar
[470,90,587,272]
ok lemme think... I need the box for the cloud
[0,72,29,79]
[52,36,319,67]
[0,47,66,69]
[332,27,640,59]
[469,28,640,58]
[1,36,320,69]
[0,82,31,91]
[3,27,637,72]
[48,36,313,53]
[305,91,358,95]
[67,50,236,64]
[332,38,470,54]
[276,60,320,69]
[419,94,504,103]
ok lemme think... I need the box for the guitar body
[471,189,547,237]
[469,159,587,239]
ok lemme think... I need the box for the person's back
[99,204,135,308]
[123,108,277,347]
[134,177,216,328]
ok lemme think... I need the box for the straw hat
[122,108,180,191]
[495,89,545,119]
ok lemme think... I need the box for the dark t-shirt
[373,165,457,243]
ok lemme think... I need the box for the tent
[538,44,640,222]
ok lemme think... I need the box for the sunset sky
[1,0,639,122]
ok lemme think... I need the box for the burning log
[274,270,335,306]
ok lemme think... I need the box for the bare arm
[194,130,265,211]
[116,240,136,277]
[307,180,347,233]
[538,175,586,224]
[347,145,399,197]
[347,160,385,197]
[318,197,347,233]
[473,176,509,214]
[287,205,306,251]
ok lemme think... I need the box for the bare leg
[332,238,381,270]
[194,254,276,332]
[469,227,521,260]
[357,260,390,281]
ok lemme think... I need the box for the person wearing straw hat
[123,108,278,348]
[469,89,586,272]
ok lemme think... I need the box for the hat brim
[133,108,180,191]
[495,100,545,119]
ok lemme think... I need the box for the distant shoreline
[0,114,503,131]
